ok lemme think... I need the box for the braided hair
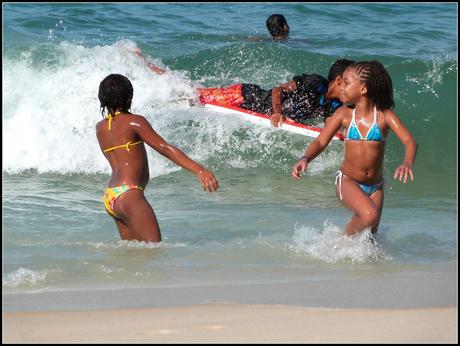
[98,74,133,117]
[348,61,394,111]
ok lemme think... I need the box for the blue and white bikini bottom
[335,170,384,200]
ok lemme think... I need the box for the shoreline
[4,265,457,343]
[4,267,457,312]
[4,304,457,343]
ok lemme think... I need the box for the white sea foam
[2,267,49,288]
[289,221,393,264]
[85,239,188,250]
[3,40,198,175]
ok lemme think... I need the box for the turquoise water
[3,3,457,296]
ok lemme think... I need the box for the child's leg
[114,218,135,241]
[369,189,384,234]
[337,176,381,236]
[113,190,162,242]
[196,85,244,106]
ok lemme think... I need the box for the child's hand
[271,113,285,127]
[393,163,414,183]
[291,159,308,180]
[198,170,219,192]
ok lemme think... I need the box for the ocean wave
[3,38,456,176]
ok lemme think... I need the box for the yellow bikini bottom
[103,184,143,218]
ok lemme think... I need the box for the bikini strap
[348,108,364,140]
[105,111,121,131]
[335,170,344,200]
[103,140,143,153]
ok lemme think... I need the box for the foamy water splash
[289,221,393,264]
[3,267,50,288]
[3,40,197,175]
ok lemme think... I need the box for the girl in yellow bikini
[291,61,417,236]
[96,74,219,242]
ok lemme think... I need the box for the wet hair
[347,61,395,110]
[98,74,133,117]
[266,14,289,38]
[328,59,355,82]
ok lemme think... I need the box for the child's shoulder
[382,108,397,117]
[332,104,353,118]
[95,118,106,131]
[125,113,153,128]
[126,113,148,122]
[328,105,353,127]
[381,108,399,123]
[337,104,353,113]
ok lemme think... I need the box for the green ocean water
[2,3,457,298]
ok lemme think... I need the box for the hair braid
[349,61,394,110]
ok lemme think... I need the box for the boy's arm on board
[132,115,219,192]
[384,110,418,183]
[291,107,344,180]
[271,80,297,127]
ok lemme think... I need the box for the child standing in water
[96,74,219,242]
[291,61,417,236]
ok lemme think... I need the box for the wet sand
[4,304,457,343]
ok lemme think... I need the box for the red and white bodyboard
[200,100,344,141]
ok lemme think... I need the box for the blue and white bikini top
[346,106,384,142]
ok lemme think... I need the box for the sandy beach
[3,271,458,343]
[3,304,457,343]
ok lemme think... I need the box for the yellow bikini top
[103,111,143,153]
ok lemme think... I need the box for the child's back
[96,74,219,243]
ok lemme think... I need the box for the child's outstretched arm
[385,110,418,183]
[132,47,166,75]
[291,107,344,180]
[134,115,219,192]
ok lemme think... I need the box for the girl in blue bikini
[96,74,219,242]
[291,61,417,236]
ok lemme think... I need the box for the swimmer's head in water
[266,14,289,40]
[346,61,394,111]
[98,74,133,117]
